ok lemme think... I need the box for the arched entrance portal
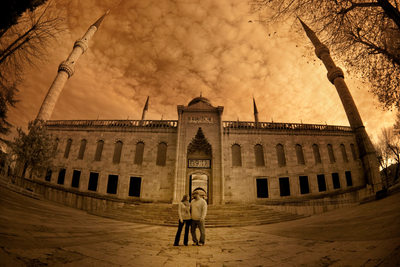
[189,173,209,201]
[187,127,212,203]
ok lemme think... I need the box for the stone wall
[223,128,364,203]
[47,124,177,203]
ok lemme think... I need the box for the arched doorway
[189,173,209,201]
[187,127,212,203]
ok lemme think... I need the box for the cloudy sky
[7,0,395,141]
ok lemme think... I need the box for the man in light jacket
[190,190,207,246]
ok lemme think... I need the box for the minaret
[36,11,109,121]
[299,18,381,192]
[141,96,149,121]
[253,97,259,125]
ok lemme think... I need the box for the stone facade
[44,97,367,205]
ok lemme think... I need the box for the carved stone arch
[187,127,212,158]
[135,139,145,144]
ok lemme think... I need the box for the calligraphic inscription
[188,116,213,124]
[188,159,211,168]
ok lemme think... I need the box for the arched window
[156,142,167,166]
[231,144,242,166]
[64,139,72,158]
[113,141,123,164]
[340,144,349,162]
[312,144,322,164]
[276,144,286,167]
[53,138,59,153]
[254,144,265,166]
[78,139,87,159]
[327,144,335,163]
[295,144,305,165]
[134,141,145,165]
[350,144,357,160]
[94,140,104,161]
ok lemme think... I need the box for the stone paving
[0,185,399,266]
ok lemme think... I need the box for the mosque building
[35,13,381,205]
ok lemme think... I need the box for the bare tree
[250,0,400,110]
[376,128,396,187]
[0,1,64,136]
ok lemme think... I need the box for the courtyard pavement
[0,185,399,266]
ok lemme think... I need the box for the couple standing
[174,191,207,246]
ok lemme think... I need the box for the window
[340,144,348,162]
[88,172,99,191]
[327,144,336,163]
[256,178,268,198]
[279,177,290,196]
[53,138,59,154]
[231,144,242,167]
[107,175,118,194]
[94,140,104,161]
[64,139,72,158]
[45,169,52,182]
[156,142,168,166]
[299,176,310,194]
[276,144,286,167]
[134,142,145,165]
[71,170,81,188]
[345,171,353,186]
[312,144,322,164]
[350,144,357,160]
[317,174,326,192]
[295,144,305,165]
[129,177,142,197]
[113,141,123,164]
[78,139,87,159]
[57,168,66,185]
[254,144,265,166]
[332,173,340,189]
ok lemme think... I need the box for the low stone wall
[4,175,375,216]
[10,175,128,213]
[263,186,374,215]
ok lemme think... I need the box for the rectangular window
[57,168,66,185]
[332,173,340,189]
[45,169,52,182]
[107,175,118,194]
[317,174,327,192]
[129,177,142,197]
[299,176,310,194]
[71,170,81,188]
[279,177,290,196]
[88,172,99,191]
[345,171,353,187]
[256,178,268,198]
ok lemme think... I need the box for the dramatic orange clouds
[7,0,395,141]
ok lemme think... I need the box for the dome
[188,97,212,106]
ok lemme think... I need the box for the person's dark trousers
[174,219,191,245]
[191,219,205,245]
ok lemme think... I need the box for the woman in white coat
[173,195,191,246]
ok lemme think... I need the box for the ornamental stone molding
[58,61,74,78]
[327,67,345,84]
[315,44,330,59]
[74,39,89,53]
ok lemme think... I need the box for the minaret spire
[299,18,381,192]
[141,96,149,121]
[36,11,109,121]
[253,97,259,125]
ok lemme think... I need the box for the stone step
[90,202,309,227]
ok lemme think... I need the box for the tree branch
[338,2,380,15]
